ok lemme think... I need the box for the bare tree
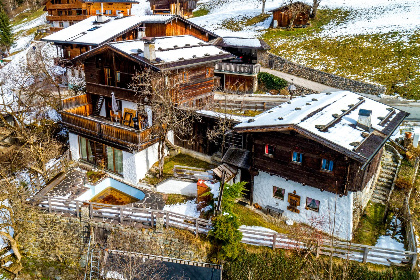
[130,68,199,178]
[286,1,309,30]
[311,0,321,19]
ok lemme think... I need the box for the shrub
[209,214,242,260]
[258,72,288,92]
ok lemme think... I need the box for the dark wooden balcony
[46,15,88,21]
[214,62,260,75]
[86,82,138,102]
[61,94,159,150]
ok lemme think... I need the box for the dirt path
[260,67,340,93]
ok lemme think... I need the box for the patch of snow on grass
[375,235,405,251]
[156,179,197,196]
[106,271,127,280]
[13,12,47,33]
[239,225,276,233]
[10,34,35,54]
[163,200,200,218]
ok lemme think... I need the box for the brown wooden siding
[224,74,255,94]
[144,21,210,42]
[272,9,310,28]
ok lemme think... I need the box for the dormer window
[321,159,333,172]
[265,144,274,156]
[292,151,303,163]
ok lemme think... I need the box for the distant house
[61,35,232,184]
[149,0,198,18]
[270,2,312,28]
[230,91,408,240]
[213,37,270,94]
[43,0,139,31]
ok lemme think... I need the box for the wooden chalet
[61,35,232,184]
[43,0,139,31]
[149,0,198,18]
[270,2,312,28]
[212,37,270,94]
[227,91,408,240]
[42,14,219,60]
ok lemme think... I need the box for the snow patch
[163,200,200,218]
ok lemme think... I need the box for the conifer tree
[0,9,13,54]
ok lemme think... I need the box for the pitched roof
[72,35,234,70]
[42,15,218,46]
[214,37,270,50]
[222,147,251,169]
[234,91,408,166]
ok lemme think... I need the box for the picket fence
[38,197,417,269]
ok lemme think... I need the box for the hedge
[257,72,288,92]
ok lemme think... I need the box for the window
[116,71,121,83]
[59,22,64,28]
[206,68,211,77]
[264,144,274,156]
[104,68,112,86]
[182,72,188,82]
[292,151,303,163]
[105,10,112,15]
[306,197,320,212]
[107,146,123,175]
[321,159,334,171]
[273,186,285,200]
[96,10,100,14]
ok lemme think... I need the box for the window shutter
[322,159,327,170]
[329,160,334,171]
[265,145,268,154]
[299,153,303,162]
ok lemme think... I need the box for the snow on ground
[156,179,197,196]
[239,225,277,233]
[163,200,201,218]
[186,0,419,39]
[9,34,35,54]
[13,12,47,33]
[131,0,153,16]
[106,271,127,280]
[375,235,405,251]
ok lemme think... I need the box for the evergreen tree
[0,9,13,53]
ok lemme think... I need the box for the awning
[212,163,238,183]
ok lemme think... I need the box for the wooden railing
[38,196,418,268]
[62,94,91,110]
[86,82,137,102]
[61,111,158,147]
[46,15,88,21]
[215,62,260,75]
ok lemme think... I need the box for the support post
[195,219,199,238]
[412,253,417,271]
[272,234,276,250]
[316,240,320,258]
[166,211,169,228]
[362,247,369,263]
[48,196,52,213]
[151,211,154,227]
[89,203,93,219]
[76,200,80,218]
[120,206,124,223]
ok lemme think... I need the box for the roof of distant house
[73,35,234,70]
[234,91,409,166]
[42,15,218,46]
[214,37,270,50]
[270,1,312,12]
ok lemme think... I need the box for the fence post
[76,201,79,218]
[89,203,93,219]
[362,247,369,263]
[316,240,321,258]
[151,211,154,227]
[166,211,169,228]
[120,206,124,223]
[272,234,277,250]
[48,196,52,213]
[411,253,418,271]
[195,219,199,238]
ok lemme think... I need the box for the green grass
[12,7,46,27]
[262,8,420,99]
[221,13,271,32]
[163,193,193,205]
[193,8,210,17]
[142,153,213,185]
[353,202,390,246]
[213,108,261,117]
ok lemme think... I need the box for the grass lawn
[193,8,210,17]
[142,153,214,186]
[162,193,193,205]
[212,108,261,117]
[262,9,420,99]
[353,202,391,246]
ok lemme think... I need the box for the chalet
[149,0,198,18]
[228,91,408,240]
[43,0,139,31]
[212,37,270,94]
[270,2,312,28]
[42,14,219,60]
[61,35,232,184]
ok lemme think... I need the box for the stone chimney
[143,38,156,61]
[357,109,372,131]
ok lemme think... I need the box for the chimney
[357,109,372,131]
[96,14,107,23]
[143,38,156,61]
[117,11,123,18]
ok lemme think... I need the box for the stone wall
[259,52,386,95]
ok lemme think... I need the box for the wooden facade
[244,130,382,195]
[149,0,197,18]
[44,0,137,29]
[271,2,311,28]
[144,20,214,42]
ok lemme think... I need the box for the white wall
[121,100,137,112]
[69,132,80,161]
[253,171,353,240]
[122,142,159,184]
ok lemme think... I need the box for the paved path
[261,67,339,93]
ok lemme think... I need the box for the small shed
[270,2,312,28]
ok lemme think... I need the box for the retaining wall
[259,52,386,95]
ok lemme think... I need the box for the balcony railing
[214,62,260,75]
[62,94,91,110]
[86,82,138,102]
[61,111,159,148]
[46,15,88,21]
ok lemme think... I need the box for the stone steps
[370,150,399,205]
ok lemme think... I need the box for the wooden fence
[38,197,418,268]
[173,165,213,181]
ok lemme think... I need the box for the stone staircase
[371,147,401,204]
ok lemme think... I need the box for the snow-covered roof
[43,15,174,45]
[215,37,270,50]
[234,91,409,163]
[101,36,233,69]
